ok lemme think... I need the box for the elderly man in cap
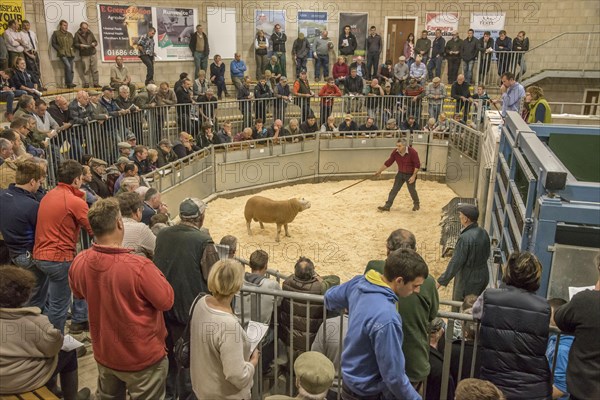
[117,141,132,159]
[426,77,446,122]
[106,156,130,194]
[153,197,219,400]
[437,204,491,303]
[88,157,110,198]
[156,139,177,168]
[266,352,335,400]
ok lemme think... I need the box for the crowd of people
[0,164,598,400]
[2,20,551,139]
[0,18,576,400]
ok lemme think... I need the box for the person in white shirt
[21,20,40,78]
[116,192,156,258]
[4,20,26,67]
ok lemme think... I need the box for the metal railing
[474,32,600,88]
[235,283,565,400]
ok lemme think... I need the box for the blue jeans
[13,252,48,310]
[139,55,154,84]
[428,56,443,80]
[462,60,475,85]
[295,57,307,78]
[193,52,208,81]
[314,54,329,79]
[0,89,27,114]
[35,260,72,333]
[428,103,442,122]
[275,51,287,77]
[59,56,74,85]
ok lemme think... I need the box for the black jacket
[437,222,490,300]
[554,289,600,400]
[154,224,217,325]
[271,32,287,52]
[188,31,209,56]
[338,33,357,56]
[461,37,479,62]
[451,81,471,101]
[89,171,110,199]
[431,36,446,58]
[344,75,364,94]
[480,285,552,399]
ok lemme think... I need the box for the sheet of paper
[568,286,595,300]
[62,334,85,352]
[246,321,269,354]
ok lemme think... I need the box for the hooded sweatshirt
[324,270,420,400]
[0,307,62,394]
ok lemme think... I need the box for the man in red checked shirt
[375,138,421,211]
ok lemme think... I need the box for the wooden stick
[332,175,375,195]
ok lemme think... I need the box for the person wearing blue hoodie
[324,248,427,400]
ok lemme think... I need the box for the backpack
[173,292,207,369]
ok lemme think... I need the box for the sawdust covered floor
[76,178,457,392]
[204,178,456,295]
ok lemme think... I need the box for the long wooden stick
[332,175,375,195]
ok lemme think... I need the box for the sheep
[244,196,311,242]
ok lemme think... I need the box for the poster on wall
[153,8,198,61]
[298,11,328,57]
[97,4,152,62]
[43,0,88,61]
[0,0,24,35]
[207,6,237,59]
[470,12,506,39]
[339,13,368,56]
[254,10,286,36]
[425,12,459,42]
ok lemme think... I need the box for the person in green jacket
[437,204,491,304]
[51,20,76,88]
[364,228,439,386]
[527,85,552,124]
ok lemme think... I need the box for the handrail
[527,31,600,52]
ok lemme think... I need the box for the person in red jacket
[332,56,350,87]
[318,77,342,125]
[33,160,93,333]
[375,138,421,212]
[69,198,174,398]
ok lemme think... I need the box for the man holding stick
[375,138,420,212]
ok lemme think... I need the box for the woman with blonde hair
[191,259,260,399]
[255,30,269,80]
[527,86,552,124]
[473,252,551,399]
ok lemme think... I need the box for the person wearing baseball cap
[152,196,219,400]
[266,352,335,400]
[437,203,491,304]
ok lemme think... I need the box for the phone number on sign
[106,49,138,56]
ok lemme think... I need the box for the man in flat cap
[153,198,219,400]
[437,204,491,303]
[117,141,132,158]
[266,352,335,400]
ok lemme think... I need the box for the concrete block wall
[21,0,600,90]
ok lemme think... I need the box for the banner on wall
[425,12,459,41]
[470,12,506,38]
[153,7,198,61]
[339,13,368,56]
[207,6,237,58]
[254,10,286,36]
[43,0,88,61]
[298,11,328,56]
[0,0,24,36]
[97,4,152,62]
